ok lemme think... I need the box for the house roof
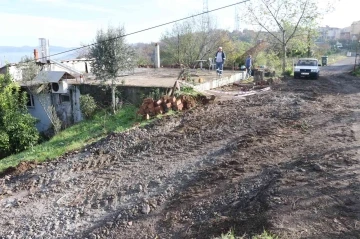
[33,71,75,83]
[19,71,75,86]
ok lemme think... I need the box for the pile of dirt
[0,161,37,177]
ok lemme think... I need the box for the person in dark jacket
[215,47,226,76]
[245,55,252,78]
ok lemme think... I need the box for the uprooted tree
[244,0,327,74]
[89,25,136,113]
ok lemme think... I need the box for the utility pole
[235,6,240,32]
[203,0,209,31]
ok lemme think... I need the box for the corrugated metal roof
[33,71,75,83]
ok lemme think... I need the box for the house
[0,63,23,81]
[351,21,360,39]
[340,27,351,41]
[20,71,82,132]
[318,26,341,42]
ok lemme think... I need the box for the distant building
[350,21,360,40]
[318,26,341,42]
[340,27,351,41]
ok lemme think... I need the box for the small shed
[20,71,82,132]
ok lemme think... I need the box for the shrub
[80,94,97,119]
[283,67,293,76]
[2,112,39,153]
[0,73,39,158]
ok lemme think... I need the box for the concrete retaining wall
[192,72,246,91]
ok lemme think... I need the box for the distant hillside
[0,46,78,64]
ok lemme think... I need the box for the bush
[0,73,39,158]
[80,94,97,119]
[2,112,39,153]
[283,67,293,76]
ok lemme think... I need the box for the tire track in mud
[0,98,285,238]
[2,77,354,238]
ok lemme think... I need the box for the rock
[313,163,325,172]
[127,221,133,226]
[141,204,151,214]
[89,233,97,239]
[6,220,15,226]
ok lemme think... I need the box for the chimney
[34,49,39,61]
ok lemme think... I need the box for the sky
[0,0,358,48]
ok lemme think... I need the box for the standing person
[215,47,226,76]
[245,55,252,78]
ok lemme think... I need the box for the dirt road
[1,57,360,239]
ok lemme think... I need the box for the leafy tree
[244,0,325,74]
[89,25,136,113]
[0,72,39,158]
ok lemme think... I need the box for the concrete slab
[68,68,241,88]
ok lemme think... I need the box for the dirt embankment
[1,59,360,239]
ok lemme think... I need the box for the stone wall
[78,84,169,107]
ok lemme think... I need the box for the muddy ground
[1,57,360,239]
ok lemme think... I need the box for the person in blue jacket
[215,47,226,76]
[245,55,252,78]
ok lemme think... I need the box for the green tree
[89,25,135,113]
[244,0,326,74]
[0,72,39,158]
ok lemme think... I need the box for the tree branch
[262,0,284,32]
[285,0,309,45]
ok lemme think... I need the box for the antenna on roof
[39,38,50,64]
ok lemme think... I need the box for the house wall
[78,84,169,106]
[351,21,360,36]
[51,61,92,74]
[0,65,22,81]
[25,85,82,132]
[27,93,53,132]
[52,85,82,127]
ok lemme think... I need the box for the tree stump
[254,70,264,82]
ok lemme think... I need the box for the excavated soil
[1,58,360,239]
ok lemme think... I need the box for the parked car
[294,58,321,79]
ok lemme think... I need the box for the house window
[60,94,70,103]
[20,88,34,108]
[26,93,35,108]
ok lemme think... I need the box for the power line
[16,0,250,65]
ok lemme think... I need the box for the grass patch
[214,230,279,239]
[327,54,347,65]
[176,86,203,97]
[0,105,146,173]
[352,66,360,77]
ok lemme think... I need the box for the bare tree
[75,42,90,59]
[244,0,326,74]
[89,25,135,113]
[160,15,227,68]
